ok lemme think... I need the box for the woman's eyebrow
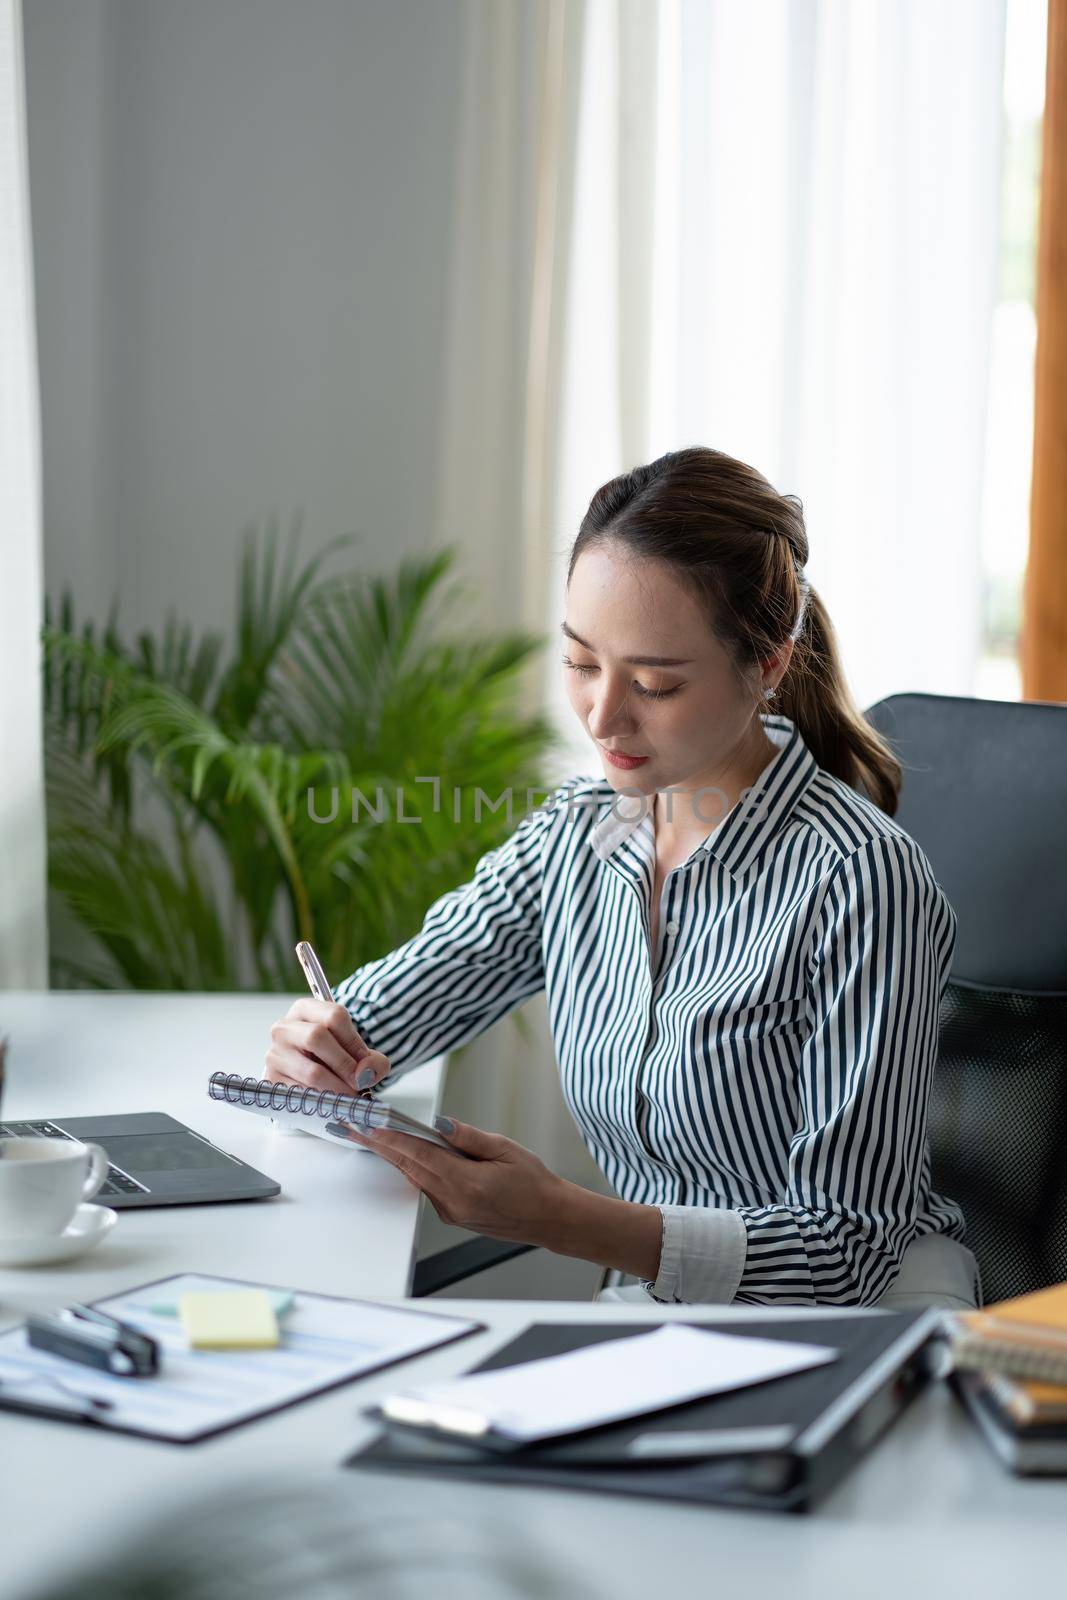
[560,622,693,667]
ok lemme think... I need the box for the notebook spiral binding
[951,1337,1067,1385]
[208,1071,374,1130]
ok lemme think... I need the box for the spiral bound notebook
[207,1071,454,1151]
[948,1281,1067,1386]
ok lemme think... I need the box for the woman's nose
[587,680,637,739]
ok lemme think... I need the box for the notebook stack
[948,1281,1067,1474]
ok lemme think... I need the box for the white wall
[23,0,606,1198]
[23,0,118,621]
[24,0,466,632]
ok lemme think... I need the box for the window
[976,0,1048,700]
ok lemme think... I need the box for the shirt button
[665,920,679,936]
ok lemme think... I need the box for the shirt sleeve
[332,778,588,1078]
[649,831,958,1306]
[650,1206,748,1303]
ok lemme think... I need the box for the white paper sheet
[380,1324,838,1442]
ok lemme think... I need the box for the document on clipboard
[0,1272,481,1443]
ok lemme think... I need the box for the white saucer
[0,1204,117,1268]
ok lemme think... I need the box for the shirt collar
[587,714,820,878]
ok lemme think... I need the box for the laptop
[0,1111,280,1207]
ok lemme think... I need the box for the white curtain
[432,0,605,1187]
[548,0,1008,734]
[436,0,586,652]
[0,0,48,990]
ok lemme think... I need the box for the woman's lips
[603,749,649,770]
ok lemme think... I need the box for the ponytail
[774,584,901,815]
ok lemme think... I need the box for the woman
[266,446,979,1309]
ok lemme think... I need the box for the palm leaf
[215,518,357,735]
[42,531,563,992]
[45,743,236,990]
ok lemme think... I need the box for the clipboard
[346,1309,941,1512]
[0,1271,483,1444]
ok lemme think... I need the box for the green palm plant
[42,527,562,995]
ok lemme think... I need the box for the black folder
[344,1309,940,1512]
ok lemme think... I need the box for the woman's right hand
[265,999,392,1097]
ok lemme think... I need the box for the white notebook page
[381,1324,838,1443]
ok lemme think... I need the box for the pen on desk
[0,1372,114,1417]
[627,1426,796,1459]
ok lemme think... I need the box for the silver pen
[289,943,457,1153]
[295,940,379,1098]
[295,940,334,1004]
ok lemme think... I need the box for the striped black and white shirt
[335,712,966,1306]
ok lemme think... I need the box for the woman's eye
[562,658,681,700]
[634,682,681,700]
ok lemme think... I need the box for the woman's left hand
[340,1117,568,1246]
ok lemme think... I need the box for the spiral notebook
[207,1071,454,1151]
[948,1281,1067,1386]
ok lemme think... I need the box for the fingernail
[356,1066,376,1089]
[434,1115,455,1134]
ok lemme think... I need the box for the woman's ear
[761,638,795,694]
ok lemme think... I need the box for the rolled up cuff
[649,1206,748,1304]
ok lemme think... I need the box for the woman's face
[563,545,771,802]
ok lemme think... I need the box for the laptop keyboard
[0,1120,149,1196]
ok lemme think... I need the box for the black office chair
[866,692,1067,1304]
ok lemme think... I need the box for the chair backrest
[865,693,1067,1304]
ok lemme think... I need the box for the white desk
[1,993,1063,1599]
[0,991,446,1313]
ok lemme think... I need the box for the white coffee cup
[0,1138,109,1240]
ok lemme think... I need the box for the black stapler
[26,1304,160,1377]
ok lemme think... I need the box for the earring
[765,685,777,700]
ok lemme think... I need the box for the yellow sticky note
[179,1290,279,1349]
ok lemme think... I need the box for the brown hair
[567,445,901,815]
